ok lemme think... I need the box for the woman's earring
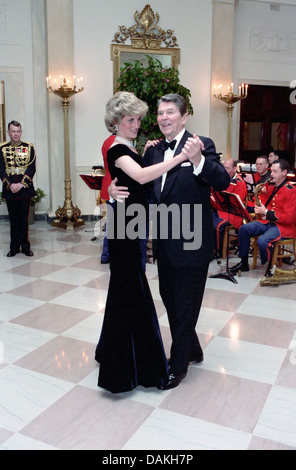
[114,125,118,132]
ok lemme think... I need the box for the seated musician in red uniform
[247,155,271,213]
[212,158,247,258]
[230,159,296,275]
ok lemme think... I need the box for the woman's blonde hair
[105,91,148,133]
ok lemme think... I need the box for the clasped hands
[181,134,204,166]
[108,135,204,202]
[10,183,24,194]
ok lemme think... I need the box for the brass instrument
[260,264,296,286]
[260,238,296,286]
[253,178,271,220]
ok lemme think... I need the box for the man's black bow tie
[163,139,177,151]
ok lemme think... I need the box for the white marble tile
[0,294,45,321]
[0,256,29,271]
[0,273,34,293]
[0,365,74,432]
[50,286,107,313]
[289,330,296,350]
[237,295,296,323]
[147,279,162,301]
[197,307,234,336]
[0,322,55,363]
[0,433,59,450]
[200,336,286,384]
[62,312,104,344]
[79,368,99,391]
[123,408,252,450]
[206,274,259,295]
[41,266,105,286]
[254,385,296,448]
[158,306,233,339]
[34,252,91,266]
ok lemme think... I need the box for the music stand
[80,168,105,240]
[210,190,252,283]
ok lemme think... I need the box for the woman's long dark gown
[95,144,169,393]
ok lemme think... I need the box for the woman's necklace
[115,136,135,148]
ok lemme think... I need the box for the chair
[253,237,296,270]
[222,224,238,259]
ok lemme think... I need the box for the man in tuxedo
[110,94,230,389]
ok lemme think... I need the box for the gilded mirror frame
[111,44,180,92]
[111,5,180,92]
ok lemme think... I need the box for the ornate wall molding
[112,4,178,49]
[0,5,6,32]
[251,29,296,55]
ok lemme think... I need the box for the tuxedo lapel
[153,147,165,202]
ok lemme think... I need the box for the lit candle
[73,75,77,87]
[245,84,248,96]
[214,85,217,95]
[0,81,4,105]
[241,83,245,95]
[53,78,57,90]
[239,85,241,96]
[231,82,234,93]
[60,75,63,87]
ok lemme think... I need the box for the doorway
[239,84,296,167]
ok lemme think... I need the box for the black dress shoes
[190,355,204,365]
[7,250,20,257]
[22,250,34,256]
[167,354,204,366]
[162,372,187,390]
[230,261,249,273]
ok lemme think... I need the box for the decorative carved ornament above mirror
[111,4,180,92]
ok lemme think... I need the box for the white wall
[0,0,49,217]
[231,0,296,157]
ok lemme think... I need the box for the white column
[210,0,235,159]
[46,0,76,218]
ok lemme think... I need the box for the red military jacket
[217,175,248,229]
[259,180,296,239]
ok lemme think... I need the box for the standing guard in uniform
[0,120,36,257]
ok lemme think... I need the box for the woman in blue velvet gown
[95,92,187,393]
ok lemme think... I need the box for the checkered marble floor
[0,220,296,450]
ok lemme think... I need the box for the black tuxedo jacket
[144,130,230,267]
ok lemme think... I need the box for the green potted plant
[117,55,193,152]
[29,188,46,224]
